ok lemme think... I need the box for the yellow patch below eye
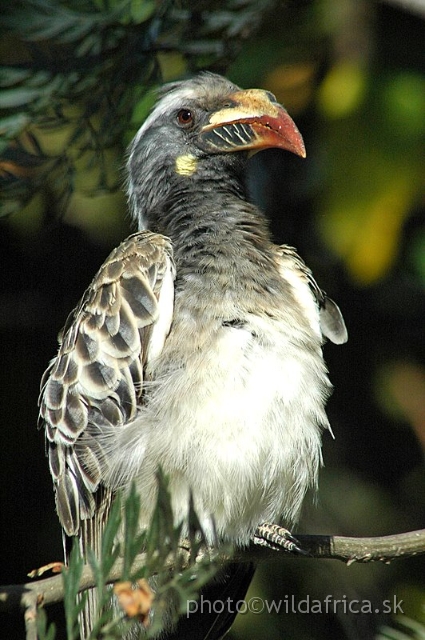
[175,154,198,176]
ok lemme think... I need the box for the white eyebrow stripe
[131,86,201,151]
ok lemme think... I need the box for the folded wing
[39,231,175,537]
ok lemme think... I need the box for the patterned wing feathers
[40,231,175,536]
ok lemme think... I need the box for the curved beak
[198,89,306,158]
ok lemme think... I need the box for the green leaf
[26,70,51,88]
[0,67,32,87]
[62,539,86,640]
[36,607,57,640]
[128,0,155,24]
[0,87,40,108]
[87,547,103,594]
[0,113,31,138]
[75,32,102,57]
[122,482,141,579]
[26,17,80,42]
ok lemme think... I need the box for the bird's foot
[253,523,307,555]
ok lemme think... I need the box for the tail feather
[66,487,114,640]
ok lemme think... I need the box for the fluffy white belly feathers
[101,301,330,545]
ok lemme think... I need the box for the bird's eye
[177,109,194,127]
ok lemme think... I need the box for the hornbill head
[127,72,305,229]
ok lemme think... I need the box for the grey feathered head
[126,72,305,230]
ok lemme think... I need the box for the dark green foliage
[37,607,57,640]
[35,473,231,638]
[62,541,87,640]
[378,616,425,640]
[0,0,276,217]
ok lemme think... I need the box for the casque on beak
[198,88,306,158]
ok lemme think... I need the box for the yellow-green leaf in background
[318,61,368,119]
[317,70,424,285]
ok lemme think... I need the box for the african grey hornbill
[39,72,347,638]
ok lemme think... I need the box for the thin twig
[1,529,425,616]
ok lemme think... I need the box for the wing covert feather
[39,231,175,536]
[276,245,347,345]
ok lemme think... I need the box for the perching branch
[286,529,425,564]
[1,529,425,617]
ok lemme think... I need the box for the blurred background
[0,1,424,638]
